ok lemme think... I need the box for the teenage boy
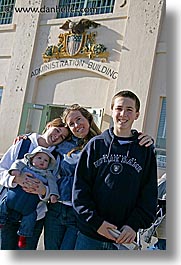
[72,90,158,250]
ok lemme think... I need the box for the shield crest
[66,34,83,56]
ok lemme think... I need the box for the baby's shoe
[18,235,26,248]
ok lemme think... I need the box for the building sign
[42,18,109,62]
[31,58,118,80]
[31,19,118,79]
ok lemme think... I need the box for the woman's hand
[138,133,154,147]
[13,172,46,196]
[13,172,32,186]
[22,177,46,196]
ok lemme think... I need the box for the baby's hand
[11,170,21,178]
[50,195,58,203]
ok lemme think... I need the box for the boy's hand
[138,133,153,147]
[115,225,136,244]
[97,221,118,241]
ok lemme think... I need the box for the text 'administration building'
[0,0,166,176]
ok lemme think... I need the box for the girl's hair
[62,104,102,155]
[42,117,68,134]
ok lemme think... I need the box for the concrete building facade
[0,0,166,176]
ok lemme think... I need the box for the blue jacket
[72,128,158,241]
[56,136,81,203]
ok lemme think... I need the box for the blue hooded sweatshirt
[72,128,158,242]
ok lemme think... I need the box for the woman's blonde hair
[62,104,102,155]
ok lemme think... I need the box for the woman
[0,118,69,250]
[44,104,153,250]
[44,105,101,250]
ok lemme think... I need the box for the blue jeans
[18,211,37,237]
[0,199,37,237]
[154,239,166,250]
[44,202,78,250]
[0,217,44,250]
[75,232,129,250]
[6,186,39,215]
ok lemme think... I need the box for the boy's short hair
[111,90,140,112]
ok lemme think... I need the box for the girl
[0,118,69,250]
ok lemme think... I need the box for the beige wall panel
[53,73,108,108]
[0,31,15,57]
[0,59,10,86]
[35,70,108,108]
[144,53,166,138]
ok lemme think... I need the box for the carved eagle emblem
[60,18,100,34]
